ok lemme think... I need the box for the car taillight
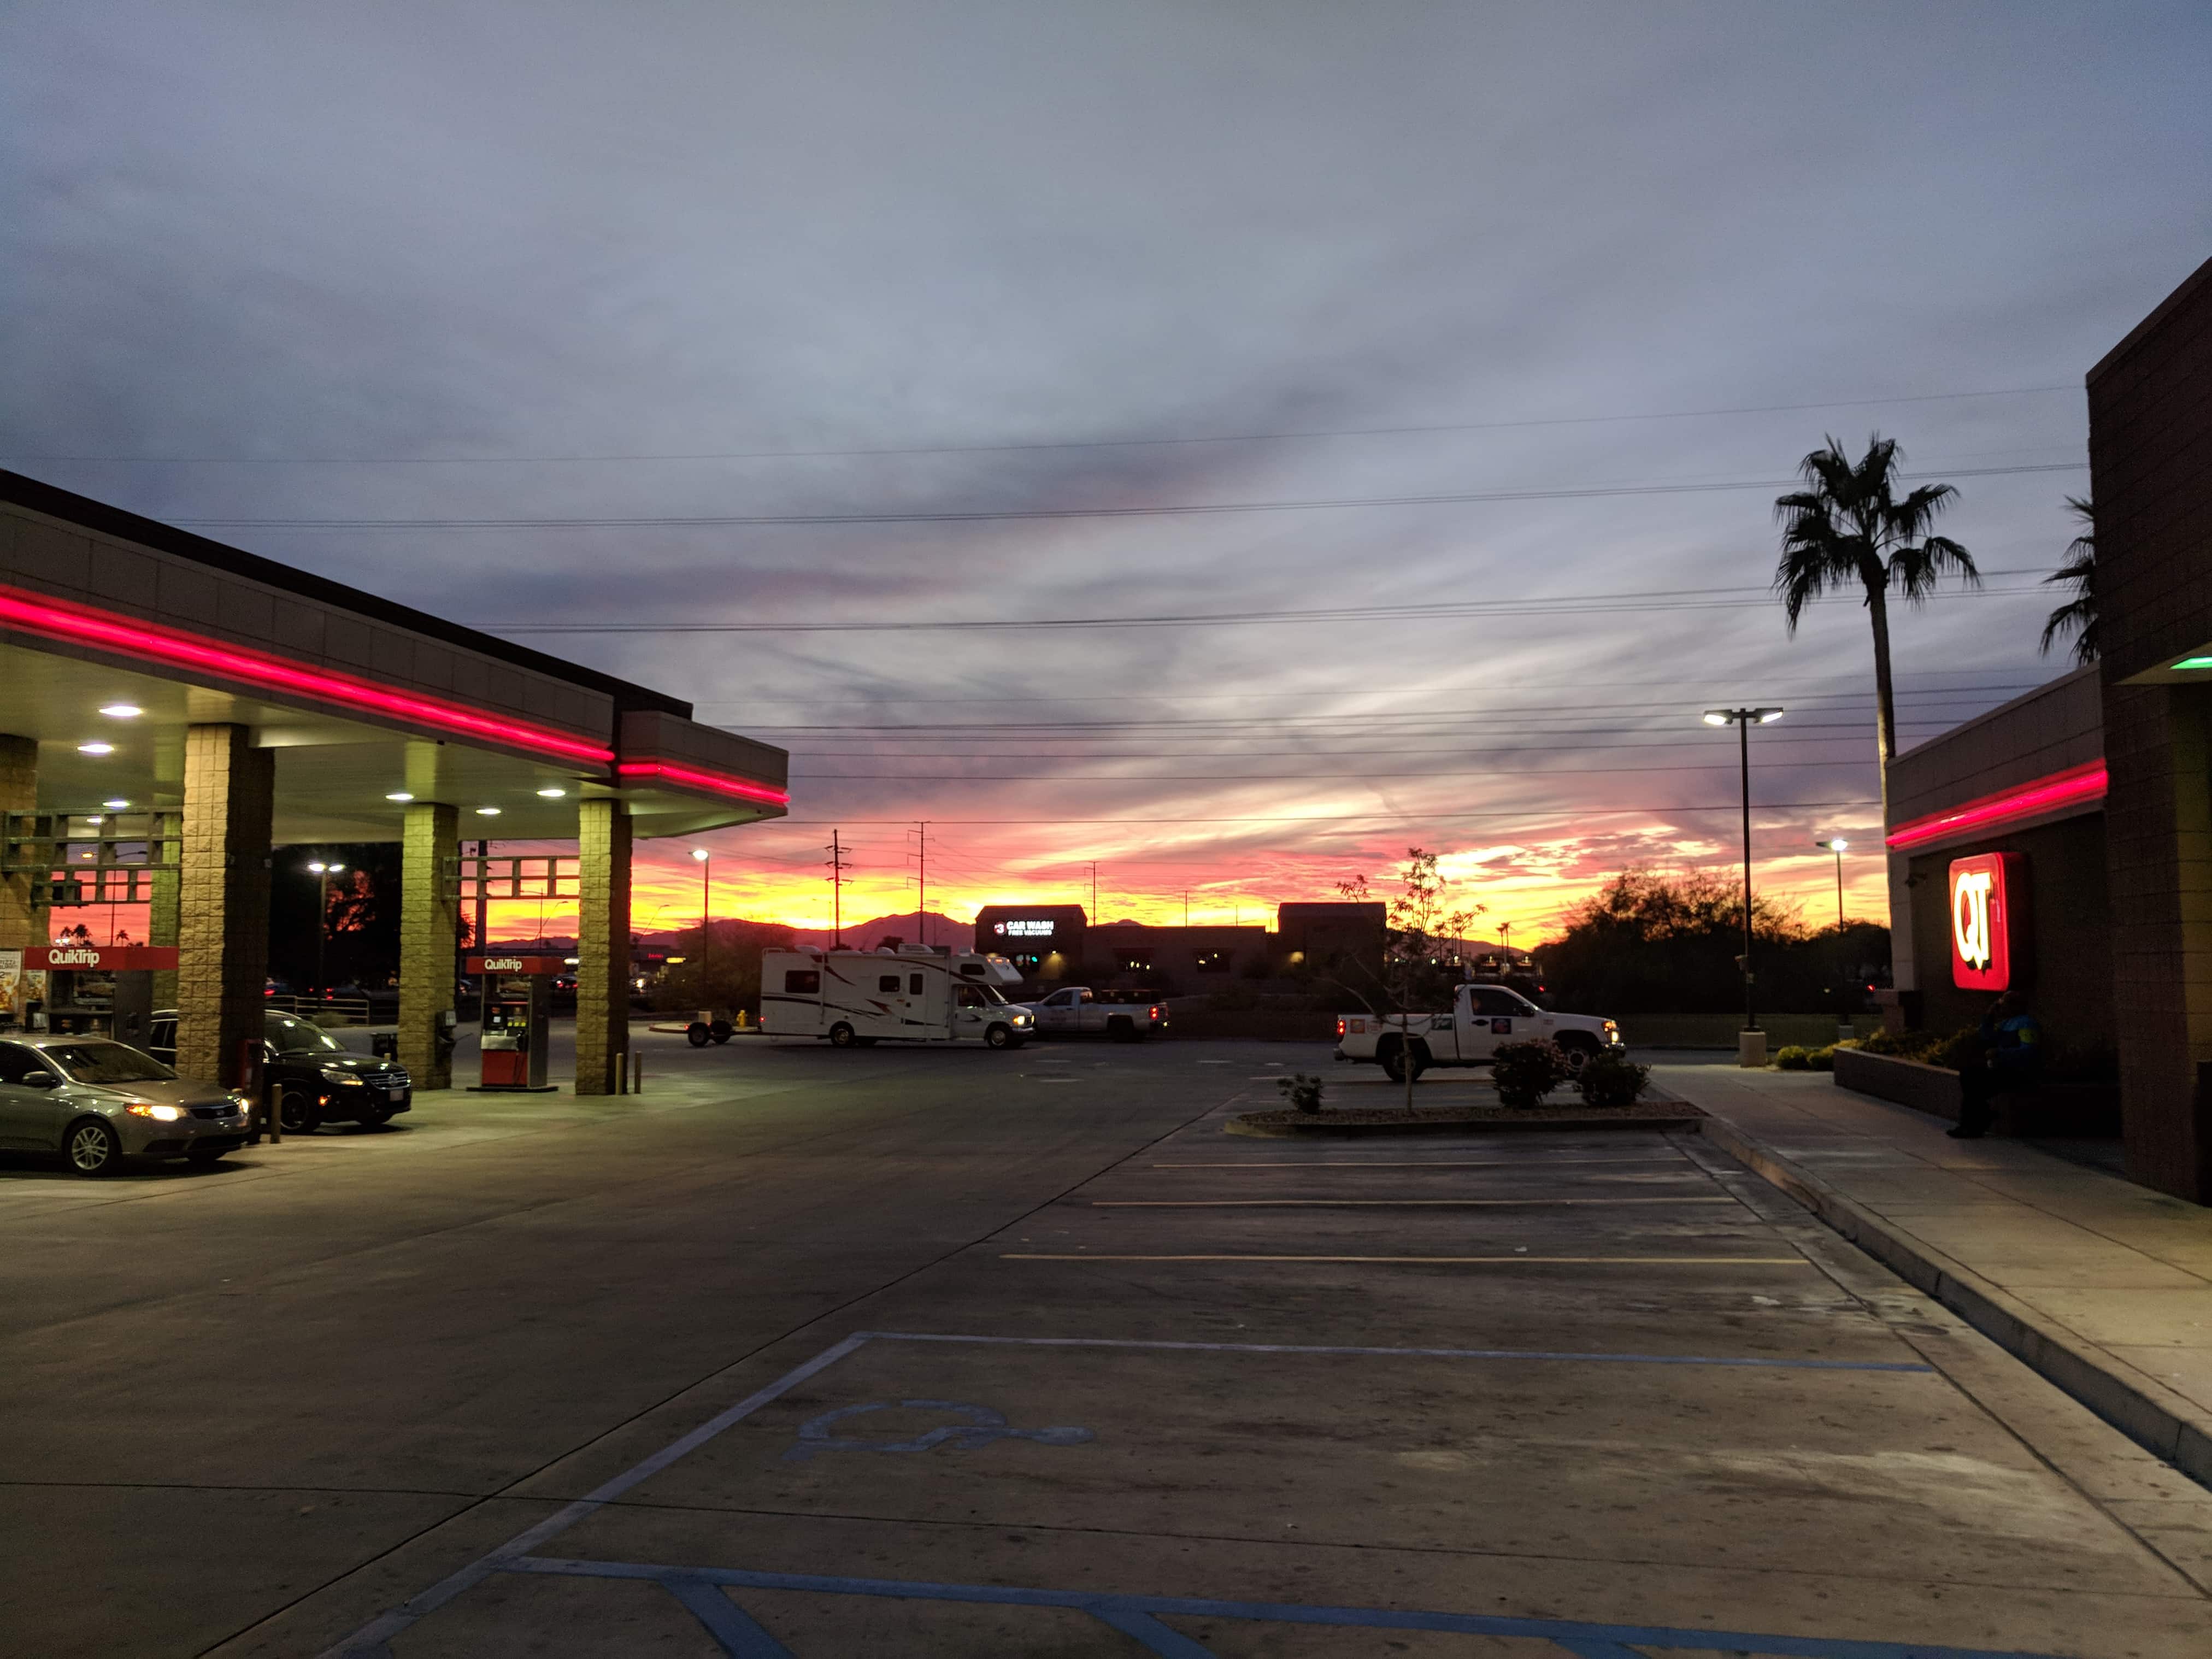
[1335,1017,1346,1038]
[1150,1005,1163,1020]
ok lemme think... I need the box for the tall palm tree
[2039,496,2097,665]
[1773,434,1979,817]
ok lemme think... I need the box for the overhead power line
[1,384,2079,466]
[482,572,2052,637]
[770,802,1878,825]
[176,462,2082,534]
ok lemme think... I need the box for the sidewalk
[1656,1058,2212,1489]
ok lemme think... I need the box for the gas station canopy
[1,469,787,842]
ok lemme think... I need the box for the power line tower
[905,821,929,946]
[825,830,850,945]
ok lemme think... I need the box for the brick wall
[2089,254,2212,1201]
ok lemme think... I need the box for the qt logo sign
[1949,853,2023,992]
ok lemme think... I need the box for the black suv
[148,1009,412,1133]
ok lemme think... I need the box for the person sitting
[1950,989,2042,1139]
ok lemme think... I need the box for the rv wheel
[686,1022,710,1048]
[710,1020,734,1044]
[828,1022,857,1048]
[984,1023,1015,1050]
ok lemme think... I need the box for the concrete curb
[1697,1115,2212,1491]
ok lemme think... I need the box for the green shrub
[1807,1045,1836,1072]
[1275,1073,1326,1114]
[1774,1045,1812,1070]
[1576,1047,1651,1108]
[1492,1039,1569,1108]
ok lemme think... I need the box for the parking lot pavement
[9,1039,2212,1656]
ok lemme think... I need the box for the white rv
[760,945,1034,1049]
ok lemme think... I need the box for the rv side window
[784,970,821,994]
[878,974,901,993]
[908,973,925,995]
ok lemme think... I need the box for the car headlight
[126,1102,186,1121]
[1013,1013,1032,1025]
[320,1066,361,1086]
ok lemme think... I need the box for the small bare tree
[1335,849,1485,1110]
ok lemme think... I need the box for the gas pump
[28,944,177,1045]
[465,954,561,1092]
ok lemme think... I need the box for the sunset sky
[8,4,2209,950]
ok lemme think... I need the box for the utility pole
[1088,861,1097,920]
[826,831,849,945]
[1183,890,1189,927]
[917,822,927,946]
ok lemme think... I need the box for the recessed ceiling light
[475,806,501,816]
[77,741,115,755]
[386,791,414,802]
[103,798,130,810]
[98,704,143,719]
[536,787,566,798]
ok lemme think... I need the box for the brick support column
[398,802,460,1090]
[148,812,181,1010]
[175,725,274,1087]
[574,797,631,1096]
[0,735,35,955]
[2105,683,2212,1200]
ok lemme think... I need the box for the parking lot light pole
[1815,837,1849,927]
[1702,708,1784,1064]
[305,860,343,996]
[691,848,710,985]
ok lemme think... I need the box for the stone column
[148,811,181,1010]
[0,736,34,955]
[574,797,631,1096]
[398,801,460,1089]
[175,725,274,1087]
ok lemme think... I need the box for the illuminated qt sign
[1949,853,2023,992]
[993,920,1056,938]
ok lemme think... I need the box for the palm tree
[1773,434,1979,816]
[2039,496,2097,665]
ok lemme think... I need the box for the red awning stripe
[1886,759,2107,851]
[0,582,614,767]
[615,759,788,808]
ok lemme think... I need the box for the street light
[691,848,710,983]
[1815,837,1849,927]
[305,860,345,996]
[1703,708,1784,1062]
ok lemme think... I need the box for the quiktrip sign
[1949,853,2026,992]
[26,945,179,972]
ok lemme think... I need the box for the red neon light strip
[616,760,789,808]
[0,583,613,766]
[1886,760,2107,851]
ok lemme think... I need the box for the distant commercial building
[1881,252,2212,1202]
[971,900,1385,983]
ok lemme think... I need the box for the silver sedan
[0,1036,251,1175]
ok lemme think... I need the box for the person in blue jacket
[1950,988,2042,1139]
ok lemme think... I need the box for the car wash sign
[1949,853,2025,991]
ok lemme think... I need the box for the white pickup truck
[1019,986,1170,1042]
[1336,982,1621,1082]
